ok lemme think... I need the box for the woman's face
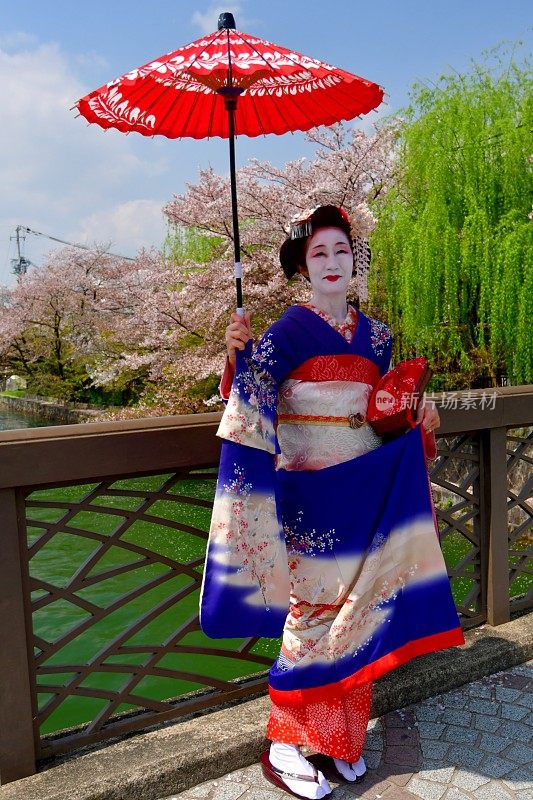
[300,226,353,297]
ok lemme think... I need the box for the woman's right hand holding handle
[225,311,252,370]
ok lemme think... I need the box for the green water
[0,406,54,430]
[28,474,280,738]
[26,475,532,738]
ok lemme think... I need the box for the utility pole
[11,226,31,276]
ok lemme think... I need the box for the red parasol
[75,12,384,311]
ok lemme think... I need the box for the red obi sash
[288,354,380,385]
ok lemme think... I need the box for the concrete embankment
[0,395,100,425]
[0,612,531,800]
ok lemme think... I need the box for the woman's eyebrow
[310,240,348,251]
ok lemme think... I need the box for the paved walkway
[161,660,532,800]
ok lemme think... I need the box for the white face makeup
[301,227,353,301]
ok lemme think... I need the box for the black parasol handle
[219,86,245,314]
[217,16,245,314]
[227,99,242,311]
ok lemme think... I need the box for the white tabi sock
[269,742,331,798]
[333,755,366,781]
[333,758,358,781]
[351,755,367,776]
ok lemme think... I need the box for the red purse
[366,357,437,459]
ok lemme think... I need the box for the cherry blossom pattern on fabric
[283,510,340,556]
[217,341,278,452]
[281,560,421,666]
[369,317,392,359]
[266,681,373,762]
[300,303,358,343]
[253,331,278,370]
[206,457,290,618]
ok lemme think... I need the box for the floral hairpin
[287,205,353,240]
[337,207,351,226]
[288,207,317,239]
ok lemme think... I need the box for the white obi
[276,378,383,471]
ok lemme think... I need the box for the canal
[0,405,55,431]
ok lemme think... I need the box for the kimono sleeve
[377,328,436,461]
[219,356,234,403]
[200,324,294,639]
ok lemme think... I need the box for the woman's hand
[225,311,252,370]
[415,393,440,432]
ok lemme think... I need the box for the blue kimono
[200,304,464,711]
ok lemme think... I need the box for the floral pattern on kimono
[200,317,300,638]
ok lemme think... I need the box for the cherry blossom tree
[0,121,398,414]
[146,121,399,414]
[0,247,135,400]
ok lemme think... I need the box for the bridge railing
[0,385,531,783]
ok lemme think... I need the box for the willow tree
[370,51,533,389]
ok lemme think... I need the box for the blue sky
[1,1,531,285]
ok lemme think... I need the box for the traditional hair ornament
[288,207,319,239]
[287,205,353,240]
[352,236,371,304]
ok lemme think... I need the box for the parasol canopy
[75,13,384,309]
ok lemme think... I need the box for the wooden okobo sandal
[260,751,324,799]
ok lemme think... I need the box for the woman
[200,205,464,799]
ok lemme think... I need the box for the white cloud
[0,39,172,285]
[0,31,38,50]
[74,51,110,72]
[73,200,168,258]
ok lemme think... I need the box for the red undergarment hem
[268,626,465,706]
